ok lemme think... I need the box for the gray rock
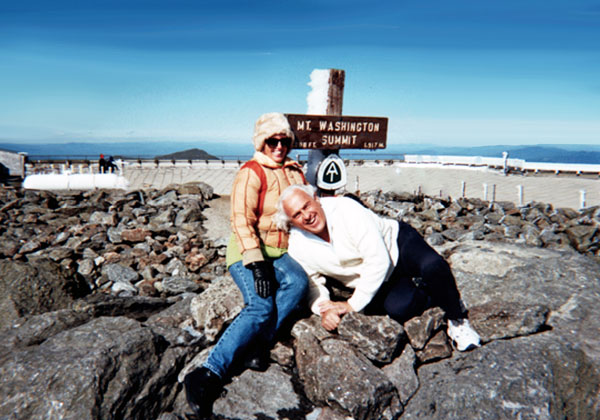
[73,294,173,320]
[386,201,416,218]
[189,275,243,342]
[155,413,180,420]
[468,301,549,342]
[337,311,405,364]
[121,227,152,242]
[153,208,175,225]
[310,407,349,420]
[295,333,403,420]
[111,280,138,296]
[106,226,123,243]
[0,317,174,420]
[132,345,191,417]
[382,344,419,405]
[403,307,445,350]
[425,232,445,246]
[0,258,90,330]
[0,309,92,351]
[447,241,600,366]
[18,239,41,254]
[270,342,295,368]
[160,276,201,295]
[213,365,303,419]
[441,228,464,241]
[174,207,204,226]
[291,314,335,341]
[324,338,402,419]
[89,210,117,225]
[414,330,452,363]
[566,224,598,253]
[402,334,600,420]
[165,258,187,276]
[48,246,75,261]
[77,258,95,276]
[177,182,213,200]
[148,190,178,207]
[145,294,195,328]
[103,263,139,283]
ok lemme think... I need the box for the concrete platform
[121,161,600,210]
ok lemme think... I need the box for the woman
[184,112,308,418]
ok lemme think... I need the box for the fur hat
[252,112,294,152]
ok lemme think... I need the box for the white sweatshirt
[287,196,399,314]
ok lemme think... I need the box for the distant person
[106,156,118,173]
[274,184,481,351]
[98,154,107,173]
[183,112,309,418]
[502,151,509,175]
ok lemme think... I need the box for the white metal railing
[404,154,600,175]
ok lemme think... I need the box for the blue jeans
[204,253,308,378]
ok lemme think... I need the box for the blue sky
[1,0,599,147]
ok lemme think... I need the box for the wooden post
[307,69,346,190]
[327,69,345,116]
[293,69,387,192]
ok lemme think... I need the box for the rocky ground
[0,183,598,420]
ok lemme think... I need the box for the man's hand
[318,300,354,331]
[321,309,342,331]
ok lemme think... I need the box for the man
[274,184,481,351]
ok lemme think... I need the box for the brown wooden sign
[286,114,388,150]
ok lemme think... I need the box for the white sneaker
[447,318,481,351]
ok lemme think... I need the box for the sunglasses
[265,137,292,148]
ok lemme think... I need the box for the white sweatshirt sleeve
[307,272,331,315]
[336,199,394,312]
[287,228,331,315]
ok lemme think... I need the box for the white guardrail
[404,154,600,175]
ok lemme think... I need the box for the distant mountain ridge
[1,141,599,165]
[383,144,600,165]
[154,148,218,160]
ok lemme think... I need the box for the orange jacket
[230,151,306,266]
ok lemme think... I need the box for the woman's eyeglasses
[265,137,292,148]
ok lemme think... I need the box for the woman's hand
[247,261,276,298]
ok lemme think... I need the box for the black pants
[365,221,464,323]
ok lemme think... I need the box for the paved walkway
[121,161,600,210]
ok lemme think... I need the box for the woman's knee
[242,299,276,326]
[274,256,308,295]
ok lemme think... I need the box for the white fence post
[580,190,586,209]
[483,183,488,201]
[517,185,524,206]
[461,181,466,197]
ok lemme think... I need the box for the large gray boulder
[295,331,403,420]
[0,316,185,420]
[213,365,304,419]
[399,240,600,419]
[0,258,90,330]
[402,334,598,420]
[446,240,600,366]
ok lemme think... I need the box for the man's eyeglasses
[265,137,292,148]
